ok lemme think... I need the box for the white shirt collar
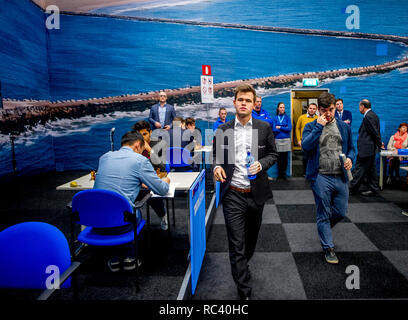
[364,109,371,117]
[235,115,253,127]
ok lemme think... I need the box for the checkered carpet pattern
[193,178,408,300]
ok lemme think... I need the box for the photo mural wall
[1,0,408,179]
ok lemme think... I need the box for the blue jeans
[310,174,349,250]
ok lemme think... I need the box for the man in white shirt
[213,84,278,300]
[148,92,176,131]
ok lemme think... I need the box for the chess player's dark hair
[318,92,336,109]
[132,120,151,133]
[121,131,145,147]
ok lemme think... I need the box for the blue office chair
[0,222,81,300]
[166,147,193,172]
[70,189,151,291]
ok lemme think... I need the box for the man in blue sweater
[302,92,355,265]
[213,107,227,131]
[251,96,273,127]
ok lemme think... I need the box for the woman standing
[272,102,292,180]
[386,123,408,184]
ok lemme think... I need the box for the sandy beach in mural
[32,0,150,12]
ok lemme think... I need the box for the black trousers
[93,224,135,259]
[389,157,401,179]
[222,188,264,299]
[350,154,380,192]
[302,151,308,175]
[136,189,166,218]
[277,152,289,178]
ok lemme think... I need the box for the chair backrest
[72,189,133,228]
[0,222,71,289]
[166,147,192,169]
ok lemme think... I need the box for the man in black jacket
[349,99,383,196]
[213,84,278,300]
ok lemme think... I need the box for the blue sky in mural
[93,0,408,36]
[47,16,407,100]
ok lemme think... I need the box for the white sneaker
[161,215,168,231]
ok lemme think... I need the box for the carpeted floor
[193,177,408,300]
[2,172,408,300]
[0,170,214,300]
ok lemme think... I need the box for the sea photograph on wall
[1,0,408,177]
[1,0,408,304]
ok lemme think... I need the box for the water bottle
[246,151,256,180]
[340,153,353,181]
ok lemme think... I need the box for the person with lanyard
[271,102,292,180]
[251,96,273,127]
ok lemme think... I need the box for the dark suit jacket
[167,128,193,149]
[357,109,382,157]
[335,109,352,125]
[148,103,176,129]
[212,118,278,206]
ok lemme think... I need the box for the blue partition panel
[189,169,206,295]
[215,181,220,208]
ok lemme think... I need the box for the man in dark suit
[166,117,192,149]
[213,84,278,300]
[148,91,176,131]
[334,98,352,125]
[349,99,383,196]
[151,117,197,171]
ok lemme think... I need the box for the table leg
[172,198,176,227]
[166,198,171,241]
[146,204,151,266]
[380,155,384,190]
[202,152,205,171]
